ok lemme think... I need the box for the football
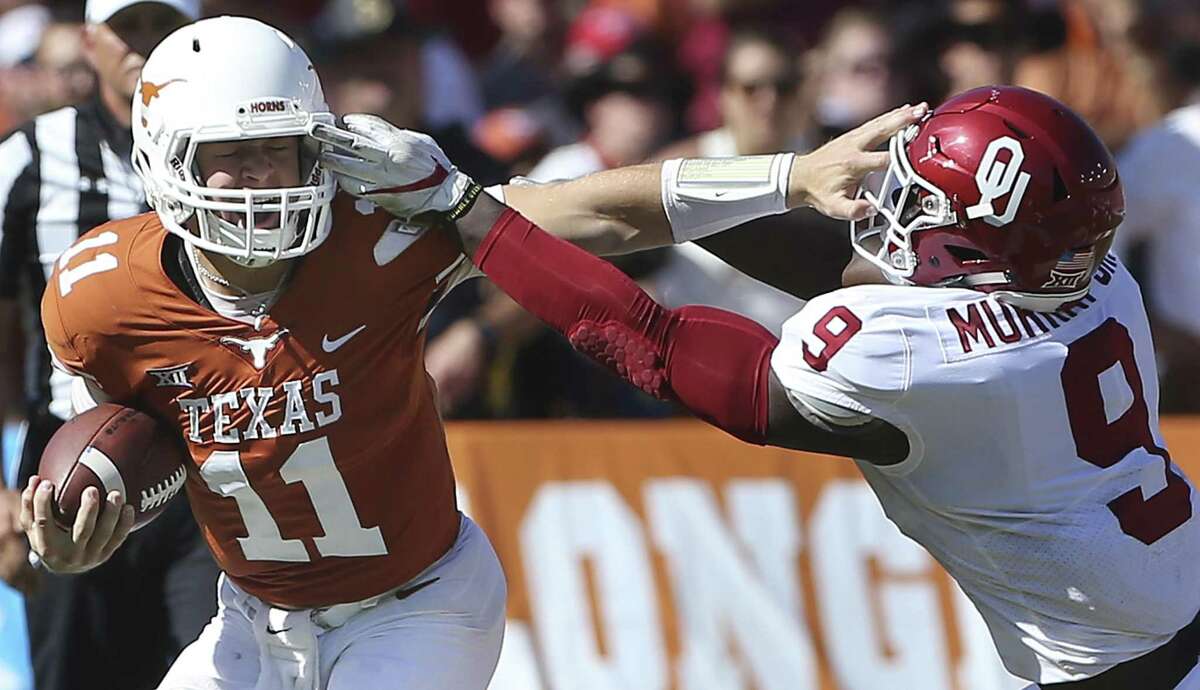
[38,403,188,532]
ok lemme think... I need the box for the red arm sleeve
[471,209,778,444]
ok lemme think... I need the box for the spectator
[669,0,837,131]
[1112,0,1200,411]
[1014,0,1162,150]
[652,27,814,332]
[529,8,676,181]
[0,2,49,69]
[426,9,679,419]
[480,0,563,109]
[478,0,578,153]
[34,22,96,113]
[0,2,52,132]
[805,5,897,140]
[472,106,552,176]
[938,0,1021,97]
[0,2,218,690]
[659,27,806,158]
[318,10,502,181]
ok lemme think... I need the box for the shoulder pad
[41,214,157,395]
[772,286,913,400]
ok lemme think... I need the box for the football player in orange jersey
[19,15,920,690]
[24,16,504,690]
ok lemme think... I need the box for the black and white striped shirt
[0,96,145,420]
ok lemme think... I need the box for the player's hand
[19,475,133,574]
[312,114,476,220]
[789,102,929,220]
[0,488,38,593]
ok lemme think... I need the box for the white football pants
[157,515,506,690]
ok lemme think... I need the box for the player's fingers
[822,197,877,222]
[30,480,54,532]
[852,150,891,174]
[84,491,123,560]
[318,151,380,181]
[311,122,387,163]
[854,103,928,150]
[71,487,100,545]
[342,114,397,149]
[28,480,56,556]
[98,505,134,563]
[18,477,38,533]
[307,124,354,153]
[346,113,404,142]
[342,112,386,133]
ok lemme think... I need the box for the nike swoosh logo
[266,626,291,635]
[322,325,366,352]
[394,577,440,601]
[365,159,448,195]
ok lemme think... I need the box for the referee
[0,2,218,690]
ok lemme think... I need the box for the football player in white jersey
[319,85,1200,689]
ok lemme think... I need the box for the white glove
[313,114,477,220]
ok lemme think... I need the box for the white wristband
[661,153,795,243]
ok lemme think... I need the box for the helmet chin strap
[993,288,1089,312]
[960,271,1010,287]
[228,253,279,268]
[202,207,303,266]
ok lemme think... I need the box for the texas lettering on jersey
[42,193,469,608]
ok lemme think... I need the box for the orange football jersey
[42,193,468,608]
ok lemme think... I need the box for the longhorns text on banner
[445,421,1036,690]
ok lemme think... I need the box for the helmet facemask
[850,125,957,285]
[137,110,340,267]
[134,101,338,268]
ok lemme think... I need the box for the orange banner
[446,419,1200,690]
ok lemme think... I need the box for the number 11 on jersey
[200,437,387,561]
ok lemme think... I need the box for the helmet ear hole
[1052,168,1069,203]
[946,245,989,265]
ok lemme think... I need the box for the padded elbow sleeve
[472,209,778,443]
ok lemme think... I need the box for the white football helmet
[132,16,337,266]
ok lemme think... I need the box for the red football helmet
[851,86,1124,310]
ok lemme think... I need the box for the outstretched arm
[500,103,927,256]
[454,193,907,462]
[317,105,928,258]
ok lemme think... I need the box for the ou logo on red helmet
[965,136,1031,227]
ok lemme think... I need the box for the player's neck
[191,247,296,296]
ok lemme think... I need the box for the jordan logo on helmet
[220,330,289,370]
[965,136,1031,227]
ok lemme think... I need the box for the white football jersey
[772,254,1200,683]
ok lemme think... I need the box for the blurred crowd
[2,0,1200,417]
